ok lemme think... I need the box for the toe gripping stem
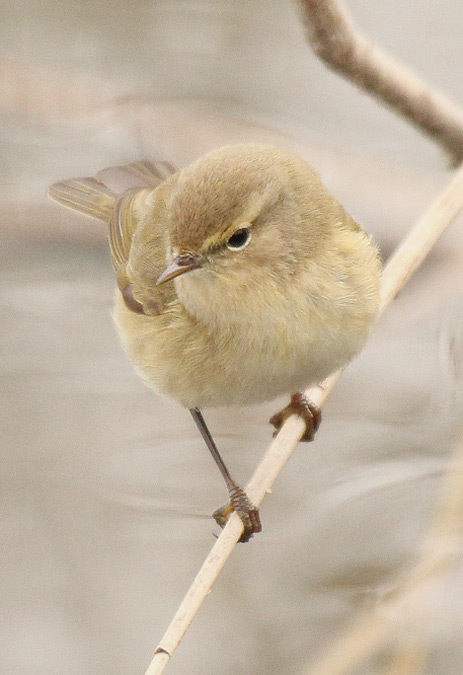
[269,392,322,442]
[213,481,262,543]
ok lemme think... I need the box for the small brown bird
[48,144,380,541]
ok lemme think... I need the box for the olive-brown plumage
[49,143,381,541]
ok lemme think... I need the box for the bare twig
[297,0,463,166]
[143,164,463,675]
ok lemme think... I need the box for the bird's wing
[108,191,139,275]
[48,161,179,315]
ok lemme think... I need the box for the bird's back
[48,160,179,314]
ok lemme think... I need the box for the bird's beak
[156,254,202,285]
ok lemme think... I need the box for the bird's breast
[113,268,375,409]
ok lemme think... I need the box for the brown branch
[298,0,463,166]
[143,163,463,675]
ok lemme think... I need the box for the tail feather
[95,160,177,193]
[120,160,177,186]
[48,160,177,222]
[47,177,116,222]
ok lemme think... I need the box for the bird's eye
[226,227,251,250]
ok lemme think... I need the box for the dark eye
[226,227,251,250]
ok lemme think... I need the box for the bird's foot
[269,392,321,442]
[213,483,262,543]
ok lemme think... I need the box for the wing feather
[48,160,178,315]
[108,190,143,274]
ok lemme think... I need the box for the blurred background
[2,1,463,674]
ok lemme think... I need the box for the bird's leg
[269,392,321,442]
[189,408,261,542]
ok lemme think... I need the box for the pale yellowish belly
[114,292,371,409]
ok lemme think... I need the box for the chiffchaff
[48,144,381,541]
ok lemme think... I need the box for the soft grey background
[2,1,463,674]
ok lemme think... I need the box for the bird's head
[156,145,334,318]
[149,143,344,328]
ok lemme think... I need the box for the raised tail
[47,160,177,222]
[48,177,116,222]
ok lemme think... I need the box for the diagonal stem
[298,0,463,165]
[145,163,463,675]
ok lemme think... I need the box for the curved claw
[270,392,321,442]
[213,484,262,543]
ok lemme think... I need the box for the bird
[48,143,381,542]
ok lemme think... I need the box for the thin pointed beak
[156,254,202,285]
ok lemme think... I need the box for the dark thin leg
[190,408,235,490]
[189,408,261,542]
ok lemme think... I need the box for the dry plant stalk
[298,0,463,166]
[143,163,463,675]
